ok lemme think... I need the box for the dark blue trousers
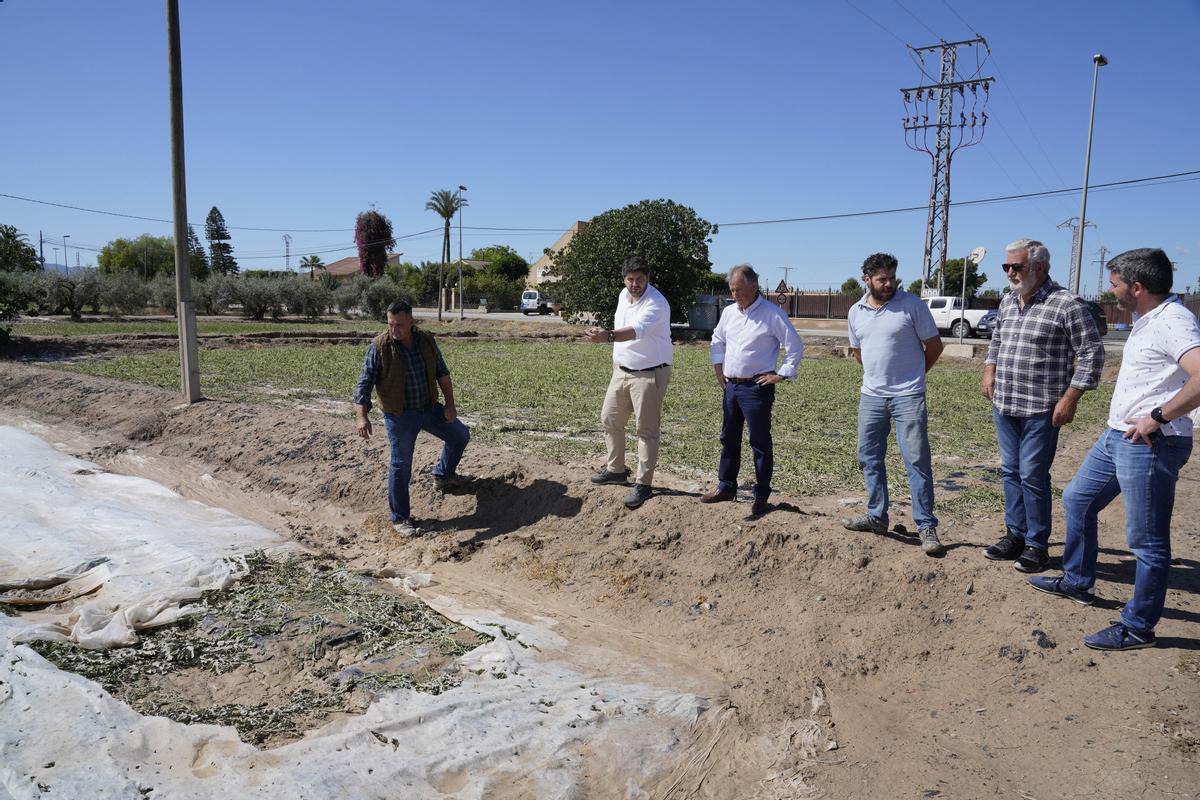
[717,382,775,499]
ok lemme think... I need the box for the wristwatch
[1150,406,1168,424]
[607,330,614,343]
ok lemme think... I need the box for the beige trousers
[601,365,672,485]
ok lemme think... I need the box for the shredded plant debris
[30,551,485,746]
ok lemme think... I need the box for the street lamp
[63,235,70,273]
[456,185,467,320]
[1072,53,1107,294]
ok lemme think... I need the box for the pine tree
[205,206,238,275]
[187,224,210,280]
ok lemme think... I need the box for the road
[409,308,1127,351]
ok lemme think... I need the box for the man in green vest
[355,300,472,536]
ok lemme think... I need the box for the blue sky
[2,0,1197,295]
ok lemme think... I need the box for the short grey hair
[728,263,759,284]
[1006,238,1050,269]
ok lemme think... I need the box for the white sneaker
[919,527,944,555]
[392,518,422,537]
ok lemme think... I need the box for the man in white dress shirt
[1028,248,1200,650]
[584,255,673,509]
[700,264,804,515]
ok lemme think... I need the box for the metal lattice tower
[1057,217,1096,293]
[901,37,993,294]
[282,234,292,271]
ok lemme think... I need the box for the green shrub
[233,277,284,320]
[102,271,151,316]
[362,276,411,321]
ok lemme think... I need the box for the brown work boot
[700,487,736,503]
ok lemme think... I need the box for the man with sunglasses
[981,239,1104,573]
[1028,248,1200,650]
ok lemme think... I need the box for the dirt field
[1,326,1198,799]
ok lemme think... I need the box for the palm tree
[425,189,467,319]
[300,254,324,281]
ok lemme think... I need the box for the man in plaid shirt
[981,239,1105,572]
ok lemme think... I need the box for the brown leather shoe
[751,497,769,516]
[699,488,736,503]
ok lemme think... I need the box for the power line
[841,0,908,46]
[892,0,941,40]
[9,170,1200,257]
[0,192,356,233]
[714,169,1200,227]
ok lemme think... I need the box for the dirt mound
[1,360,1197,798]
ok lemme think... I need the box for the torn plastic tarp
[0,426,286,648]
[0,425,711,798]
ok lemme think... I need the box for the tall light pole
[62,235,70,273]
[52,247,59,270]
[1072,53,1107,294]
[456,185,467,320]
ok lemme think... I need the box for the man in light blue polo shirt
[843,253,946,555]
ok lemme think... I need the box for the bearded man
[981,239,1105,573]
[842,252,946,555]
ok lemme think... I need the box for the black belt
[619,363,670,374]
[727,373,774,385]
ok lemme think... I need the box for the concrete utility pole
[456,185,467,320]
[901,37,994,295]
[62,235,69,273]
[1057,217,1096,294]
[1093,246,1109,297]
[167,0,200,403]
[39,230,45,269]
[781,266,794,292]
[1073,54,1108,295]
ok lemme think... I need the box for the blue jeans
[992,408,1060,549]
[857,393,937,530]
[1061,428,1192,635]
[382,404,471,522]
[717,382,775,499]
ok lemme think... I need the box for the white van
[520,289,558,315]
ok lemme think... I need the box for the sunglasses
[1002,263,1029,273]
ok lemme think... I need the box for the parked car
[922,296,991,338]
[976,308,999,338]
[520,288,559,315]
[974,300,1106,340]
[1083,300,1108,336]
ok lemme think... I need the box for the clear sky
[2,0,1197,295]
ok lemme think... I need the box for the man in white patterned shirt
[1028,248,1200,650]
[981,239,1105,573]
[584,255,673,509]
[700,264,804,516]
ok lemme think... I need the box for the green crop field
[54,340,1113,505]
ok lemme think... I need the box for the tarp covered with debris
[0,426,708,799]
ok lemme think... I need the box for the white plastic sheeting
[0,426,708,799]
[0,426,285,648]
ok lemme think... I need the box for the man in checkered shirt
[980,238,1105,573]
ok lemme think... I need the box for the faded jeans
[382,404,470,522]
[857,392,937,530]
[1060,428,1192,635]
[992,408,1060,549]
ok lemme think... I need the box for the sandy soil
[1,338,1198,798]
